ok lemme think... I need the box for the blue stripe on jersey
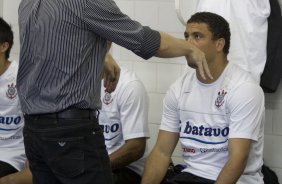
[180,136,228,144]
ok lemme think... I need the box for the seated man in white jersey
[99,47,149,184]
[0,17,32,184]
[141,12,265,184]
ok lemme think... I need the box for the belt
[25,108,99,120]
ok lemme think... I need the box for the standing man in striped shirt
[17,0,212,184]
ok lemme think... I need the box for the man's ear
[0,42,9,53]
[216,38,225,52]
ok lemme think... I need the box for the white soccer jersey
[160,63,265,184]
[196,0,270,83]
[0,60,26,171]
[99,67,149,176]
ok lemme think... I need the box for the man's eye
[194,34,201,40]
[184,33,189,40]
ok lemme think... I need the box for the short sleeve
[227,82,265,141]
[118,80,149,140]
[160,80,181,133]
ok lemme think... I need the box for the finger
[105,81,117,93]
[105,66,120,93]
[202,57,213,80]
[197,61,206,80]
[104,75,118,93]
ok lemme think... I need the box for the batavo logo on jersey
[0,116,21,125]
[6,83,17,100]
[100,123,119,134]
[103,92,113,105]
[180,121,229,144]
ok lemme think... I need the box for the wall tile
[9,53,19,63]
[157,63,182,93]
[10,24,20,55]
[265,82,282,103]
[133,62,157,92]
[114,1,134,20]
[158,2,185,33]
[119,46,143,62]
[265,102,273,135]
[177,0,198,23]
[148,92,165,124]
[272,102,282,135]
[264,135,282,168]
[3,0,21,24]
[0,0,3,17]
[134,1,159,29]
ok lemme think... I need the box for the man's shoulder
[169,69,196,92]
[117,67,142,89]
[225,63,264,97]
[225,63,259,86]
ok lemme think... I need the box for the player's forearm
[155,32,193,58]
[141,148,171,184]
[110,139,145,171]
[110,150,143,171]
[215,158,247,184]
[0,168,32,184]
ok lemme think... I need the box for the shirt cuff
[133,26,161,60]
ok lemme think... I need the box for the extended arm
[110,138,146,171]
[141,130,179,184]
[215,138,251,184]
[156,32,212,80]
[84,2,212,80]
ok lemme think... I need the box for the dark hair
[187,12,230,55]
[0,17,14,59]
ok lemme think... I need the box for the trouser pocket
[41,136,84,178]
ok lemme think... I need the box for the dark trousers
[113,167,141,184]
[164,172,215,184]
[0,161,18,177]
[23,112,113,184]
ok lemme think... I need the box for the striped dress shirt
[17,0,160,114]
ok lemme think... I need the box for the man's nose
[186,37,194,44]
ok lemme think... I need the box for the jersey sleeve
[160,79,181,133]
[118,80,149,140]
[227,82,265,141]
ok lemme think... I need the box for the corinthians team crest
[6,83,17,99]
[215,89,227,108]
[103,92,113,105]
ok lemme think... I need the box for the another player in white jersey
[142,12,265,184]
[0,17,32,184]
[99,52,149,184]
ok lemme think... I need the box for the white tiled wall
[0,0,2,17]
[2,0,282,182]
